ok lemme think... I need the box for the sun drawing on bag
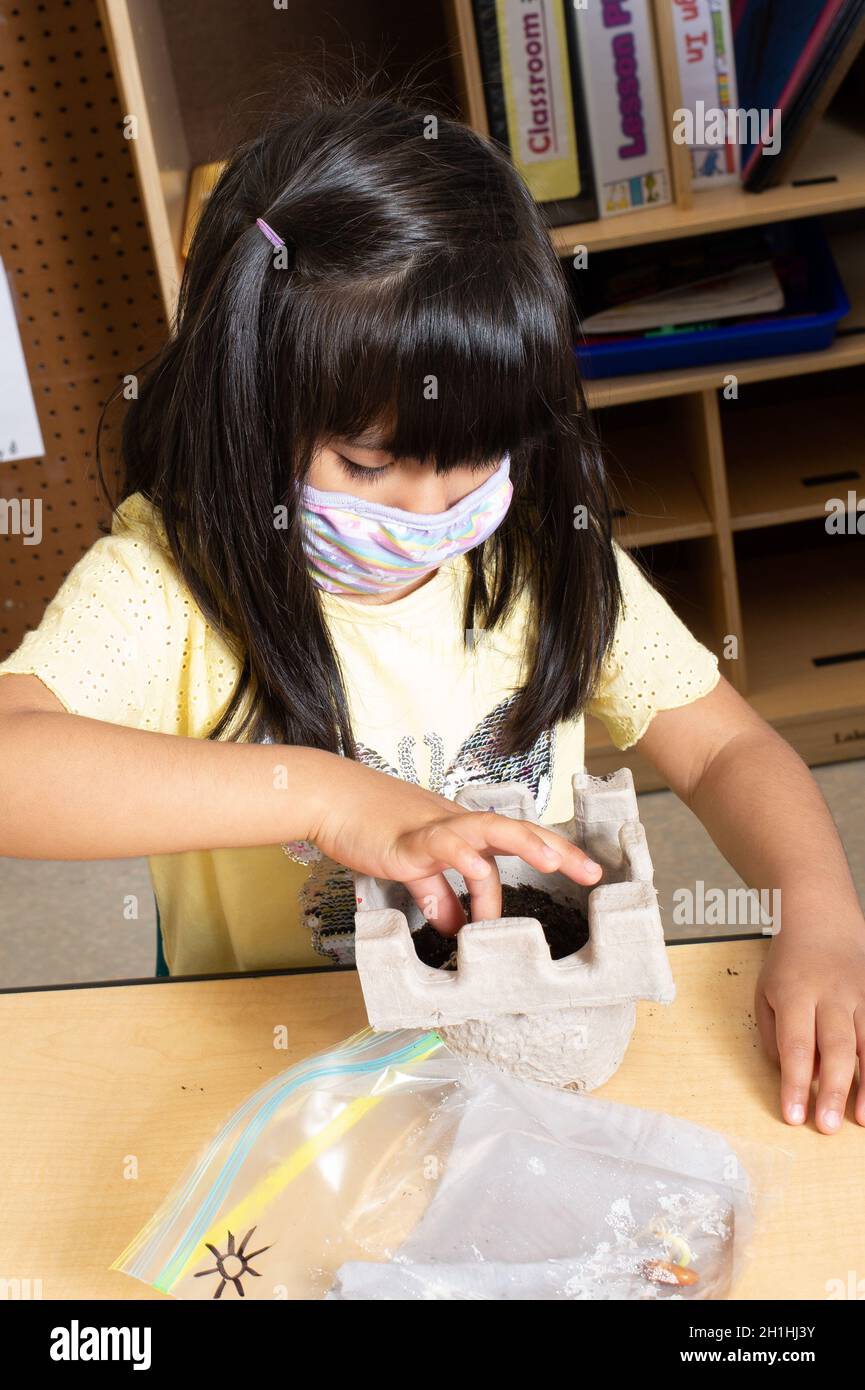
[194,1227,272,1299]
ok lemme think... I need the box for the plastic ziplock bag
[113,1027,783,1301]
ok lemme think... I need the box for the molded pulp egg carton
[353,768,675,1091]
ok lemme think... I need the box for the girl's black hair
[108,71,622,759]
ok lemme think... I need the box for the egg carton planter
[353,768,675,1091]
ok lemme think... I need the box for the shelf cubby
[722,368,865,532]
[735,519,865,766]
[595,396,715,549]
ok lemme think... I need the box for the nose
[396,464,467,514]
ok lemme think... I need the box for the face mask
[300,453,513,596]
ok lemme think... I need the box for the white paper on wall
[0,257,45,464]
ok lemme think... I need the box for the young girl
[1,84,862,1136]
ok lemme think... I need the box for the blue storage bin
[574,219,850,380]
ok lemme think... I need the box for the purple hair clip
[256,216,286,250]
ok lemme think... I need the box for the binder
[472,0,597,223]
[671,0,741,188]
[572,0,672,217]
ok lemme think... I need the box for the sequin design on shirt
[298,694,556,964]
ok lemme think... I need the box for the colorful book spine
[472,0,597,223]
[572,0,672,217]
[671,0,741,187]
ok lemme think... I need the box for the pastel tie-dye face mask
[301,453,513,596]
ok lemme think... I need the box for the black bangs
[281,243,574,476]
[109,74,622,763]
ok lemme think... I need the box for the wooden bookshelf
[97,0,865,789]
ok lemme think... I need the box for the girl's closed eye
[336,454,500,485]
[337,455,390,484]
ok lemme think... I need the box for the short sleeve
[586,542,721,750]
[0,496,237,735]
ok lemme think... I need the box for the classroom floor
[1,759,863,990]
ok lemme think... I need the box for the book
[571,0,672,217]
[671,0,741,187]
[733,0,865,190]
[580,259,783,332]
[471,0,597,224]
[570,225,782,324]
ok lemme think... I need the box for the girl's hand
[756,929,865,1133]
[306,755,602,933]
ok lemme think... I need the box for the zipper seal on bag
[114,1028,443,1293]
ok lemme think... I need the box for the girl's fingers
[457,813,603,885]
[535,825,602,881]
[403,872,467,936]
[814,1001,857,1134]
[401,826,502,936]
[755,990,780,1066]
[461,855,503,927]
[403,854,505,940]
[775,996,817,1126]
[855,1005,865,1128]
[397,812,600,945]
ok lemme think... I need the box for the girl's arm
[636,673,865,1135]
[0,673,601,931]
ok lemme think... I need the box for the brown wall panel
[0,0,168,654]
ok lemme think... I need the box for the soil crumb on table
[412,882,590,971]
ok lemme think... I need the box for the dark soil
[412,882,590,971]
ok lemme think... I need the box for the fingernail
[788,1103,805,1124]
[822,1109,841,1131]
[541,845,561,861]
[584,860,603,878]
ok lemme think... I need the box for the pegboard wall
[0,0,168,656]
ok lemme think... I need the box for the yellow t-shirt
[0,492,720,974]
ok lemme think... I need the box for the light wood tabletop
[1,936,862,1301]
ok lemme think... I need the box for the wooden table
[1,937,862,1300]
